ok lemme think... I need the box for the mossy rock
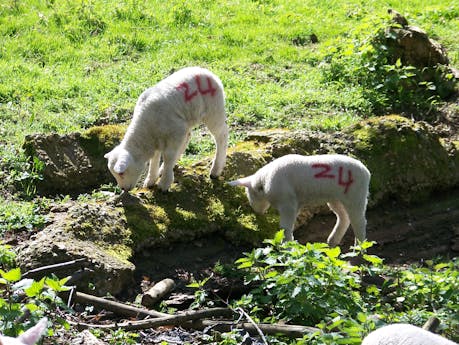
[22,125,125,195]
[122,149,280,250]
[15,201,135,296]
[345,115,458,203]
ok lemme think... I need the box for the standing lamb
[229,154,371,245]
[105,67,228,192]
[362,324,458,345]
[0,317,48,345]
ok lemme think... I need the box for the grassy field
[1,0,458,150]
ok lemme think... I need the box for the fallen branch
[187,319,319,338]
[72,291,170,318]
[22,258,87,279]
[70,307,233,331]
[141,278,175,307]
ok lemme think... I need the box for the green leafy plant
[0,246,70,337]
[234,231,366,324]
[205,234,458,344]
[0,200,47,235]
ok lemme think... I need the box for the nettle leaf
[25,278,45,297]
[273,230,285,244]
[45,276,69,292]
[0,268,21,282]
[363,254,383,265]
[325,246,341,259]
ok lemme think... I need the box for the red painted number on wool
[177,75,217,102]
[312,164,354,194]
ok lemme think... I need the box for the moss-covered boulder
[22,125,125,195]
[122,146,279,250]
[264,115,459,204]
[15,201,134,296]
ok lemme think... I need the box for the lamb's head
[104,146,145,191]
[0,317,47,345]
[229,175,270,214]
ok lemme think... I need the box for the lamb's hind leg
[206,118,228,178]
[345,199,367,242]
[326,201,351,247]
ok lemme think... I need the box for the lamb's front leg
[143,151,161,188]
[278,204,298,242]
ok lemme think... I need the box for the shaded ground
[133,187,459,298]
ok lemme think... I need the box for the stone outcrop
[16,115,459,294]
[386,9,449,67]
[22,125,125,195]
[16,201,135,296]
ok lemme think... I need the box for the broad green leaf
[363,254,383,265]
[25,278,45,297]
[273,230,285,244]
[0,268,21,282]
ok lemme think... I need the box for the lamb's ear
[104,151,111,159]
[17,317,48,345]
[114,151,131,174]
[228,176,253,188]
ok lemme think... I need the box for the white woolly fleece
[229,154,371,245]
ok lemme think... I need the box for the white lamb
[0,317,47,345]
[362,324,458,345]
[105,67,228,192]
[229,154,371,245]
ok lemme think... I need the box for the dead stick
[22,258,87,279]
[187,319,319,338]
[71,307,233,331]
[235,307,268,345]
[73,291,170,318]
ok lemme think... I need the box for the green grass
[0,0,457,150]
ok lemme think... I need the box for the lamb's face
[246,183,270,214]
[105,147,145,191]
[228,175,270,214]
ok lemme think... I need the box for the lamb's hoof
[143,182,155,189]
[157,183,172,193]
[210,173,220,180]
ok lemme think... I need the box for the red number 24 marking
[312,163,354,194]
[177,75,217,102]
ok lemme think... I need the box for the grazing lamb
[0,317,47,345]
[229,154,370,245]
[105,67,228,192]
[362,324,458,345]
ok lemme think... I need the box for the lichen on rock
[15,201,135,296]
